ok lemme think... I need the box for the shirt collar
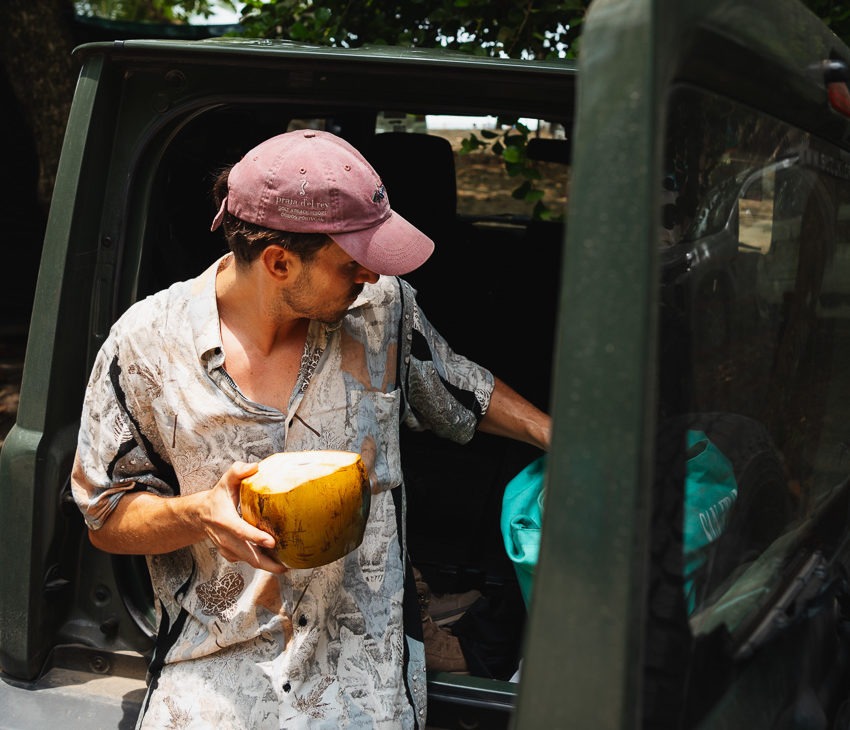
[190,255,228,371]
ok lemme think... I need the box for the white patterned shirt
[73,255,494,729]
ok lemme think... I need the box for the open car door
[517,0,850,728]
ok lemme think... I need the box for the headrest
[527,137,571,165]
[367,132,458,241]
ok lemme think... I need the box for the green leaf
[505,161,524,177]
[290,21,308,39]
[480,129,499,139]
[502,146,522,163]
[459,134,483,154]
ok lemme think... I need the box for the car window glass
[368,112,569,221]
[657,85,850,644]
[285,113,569,223]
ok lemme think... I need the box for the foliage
[460,119,561,220]
[800,0,850,42]
[75,0,234,23]
[237,0,588,60]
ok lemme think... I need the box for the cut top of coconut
[244,450,363,494]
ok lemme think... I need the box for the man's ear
[260,244,295,281]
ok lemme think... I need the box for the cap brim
[330,210,435,276]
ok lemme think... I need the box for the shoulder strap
[395,276,413,422]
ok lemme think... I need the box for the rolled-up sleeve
[74,335,175,530]
[400,281,494,443]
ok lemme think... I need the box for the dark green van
[5,0,850,727]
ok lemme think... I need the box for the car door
[516,0,850,728]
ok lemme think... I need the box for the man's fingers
[218,538,286,574]
[217,546,241,563]
[248,544,288,574]
[242,522,277,549]
[206,461,282,570]
[228,461,259,482]
[215,461,260,509]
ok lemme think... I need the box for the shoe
[422,615,468,673]
[428,589,482,626]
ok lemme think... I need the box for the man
[72,129,551,728]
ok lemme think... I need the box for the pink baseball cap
[211,129,434,275]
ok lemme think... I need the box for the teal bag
[500,455,547,608]
[682,430,739,613]
[500,431,738,614]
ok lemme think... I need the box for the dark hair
[212,165,331,266]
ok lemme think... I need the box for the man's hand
[194,461,286,573]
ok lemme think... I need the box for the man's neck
[215,255,306,356]
[214,256,309,410]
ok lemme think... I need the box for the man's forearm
[85,489,208,555]
[478,377,551,451]
[72,455,285,572]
